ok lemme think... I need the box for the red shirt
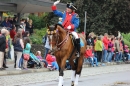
[103,36,109,50]
[84,49,93,58]
[46,54,56,65]
[10,29,16,41]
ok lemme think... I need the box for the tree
[47,0,130,34]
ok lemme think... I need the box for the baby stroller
[27,53,42,69]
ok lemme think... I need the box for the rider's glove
[67,25,71,30]
[53,0,60,6]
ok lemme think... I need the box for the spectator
[36,51,48,68]
[124,45,130,61]
[94,36,103,62]
[0,28,7,70]
[1,17,12,30]
[58,17,62,25]
[43,35,50,59]
[28,19,34,35]
[10,26,16,41]
[0,16,2,27]
[20,19,26,32]
[13,15,18,26]
[23,37,31,70]
[84,45,98,67]
[46,51,59,70]
[114,37,120,62]
[25,18,30,32]
[13,32,24,70]
[102,33,109,62]
[23,31,30,39]
[107,38,114,62]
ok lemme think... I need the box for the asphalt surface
[22,70,130,86]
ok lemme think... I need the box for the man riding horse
[51,0,80,58]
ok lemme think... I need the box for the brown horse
[47,24,86,86]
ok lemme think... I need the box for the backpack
[42,35,47,45]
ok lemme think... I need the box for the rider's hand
[53,0,60,6]
[67,25,71,30]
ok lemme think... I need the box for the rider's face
[66,8,73,13]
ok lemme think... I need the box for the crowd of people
[84,32,130,67]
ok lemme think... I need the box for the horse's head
[47,24,62,51]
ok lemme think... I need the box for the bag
[23,54,30,60]
[42,35,47,45]
[10,45,14,61]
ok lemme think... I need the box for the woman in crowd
[28,19,34,35]
[13,32,24,70]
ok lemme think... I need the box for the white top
[45,37,50,49]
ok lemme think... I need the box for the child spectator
[84,45,98,67]
[124,45,130,61]
[46,51,59,70]
[36,51,48,68]
[23,37,31,70]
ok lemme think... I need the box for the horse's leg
[74,55,84,86]
[57,58,66,86]
[69,59,76,86]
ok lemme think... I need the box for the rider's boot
[76,38,80,58]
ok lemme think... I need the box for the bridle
[48,29,69,52]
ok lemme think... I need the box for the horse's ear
[55,24,58,30]
[46,24,50,29]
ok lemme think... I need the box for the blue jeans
[107,52,113,62]
[115,52,120,62]
[102,49,108,62]
[119,52,123,61]
[41,59,48,67]
[43,48,49,59]
[88,57,98,66]
[19,57,23,68]
[51,62,59,70]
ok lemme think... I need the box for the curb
[0,68,49,76]
[0,62,130,76]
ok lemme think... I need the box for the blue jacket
[52,5,79,32]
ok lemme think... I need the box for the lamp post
[84,5,87,36]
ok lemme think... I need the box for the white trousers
[71,32,79,39]
[0,52,4,68]
[15,52,22,68]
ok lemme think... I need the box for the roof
[0,0,66,13]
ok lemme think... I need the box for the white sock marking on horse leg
[74,74,80,85]
[71,70,75,81]
[58,76,63,86]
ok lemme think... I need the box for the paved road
[0,64,130,86]
[23,71,130,86]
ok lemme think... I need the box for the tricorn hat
[66,3,77,10]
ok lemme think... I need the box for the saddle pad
[80,38,84,47]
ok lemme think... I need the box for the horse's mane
[55,24,64,29]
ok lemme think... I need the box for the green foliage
[122,33,130,47]
[29,13,49,29]
[48,0,130,34]
[30,28,47,44]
